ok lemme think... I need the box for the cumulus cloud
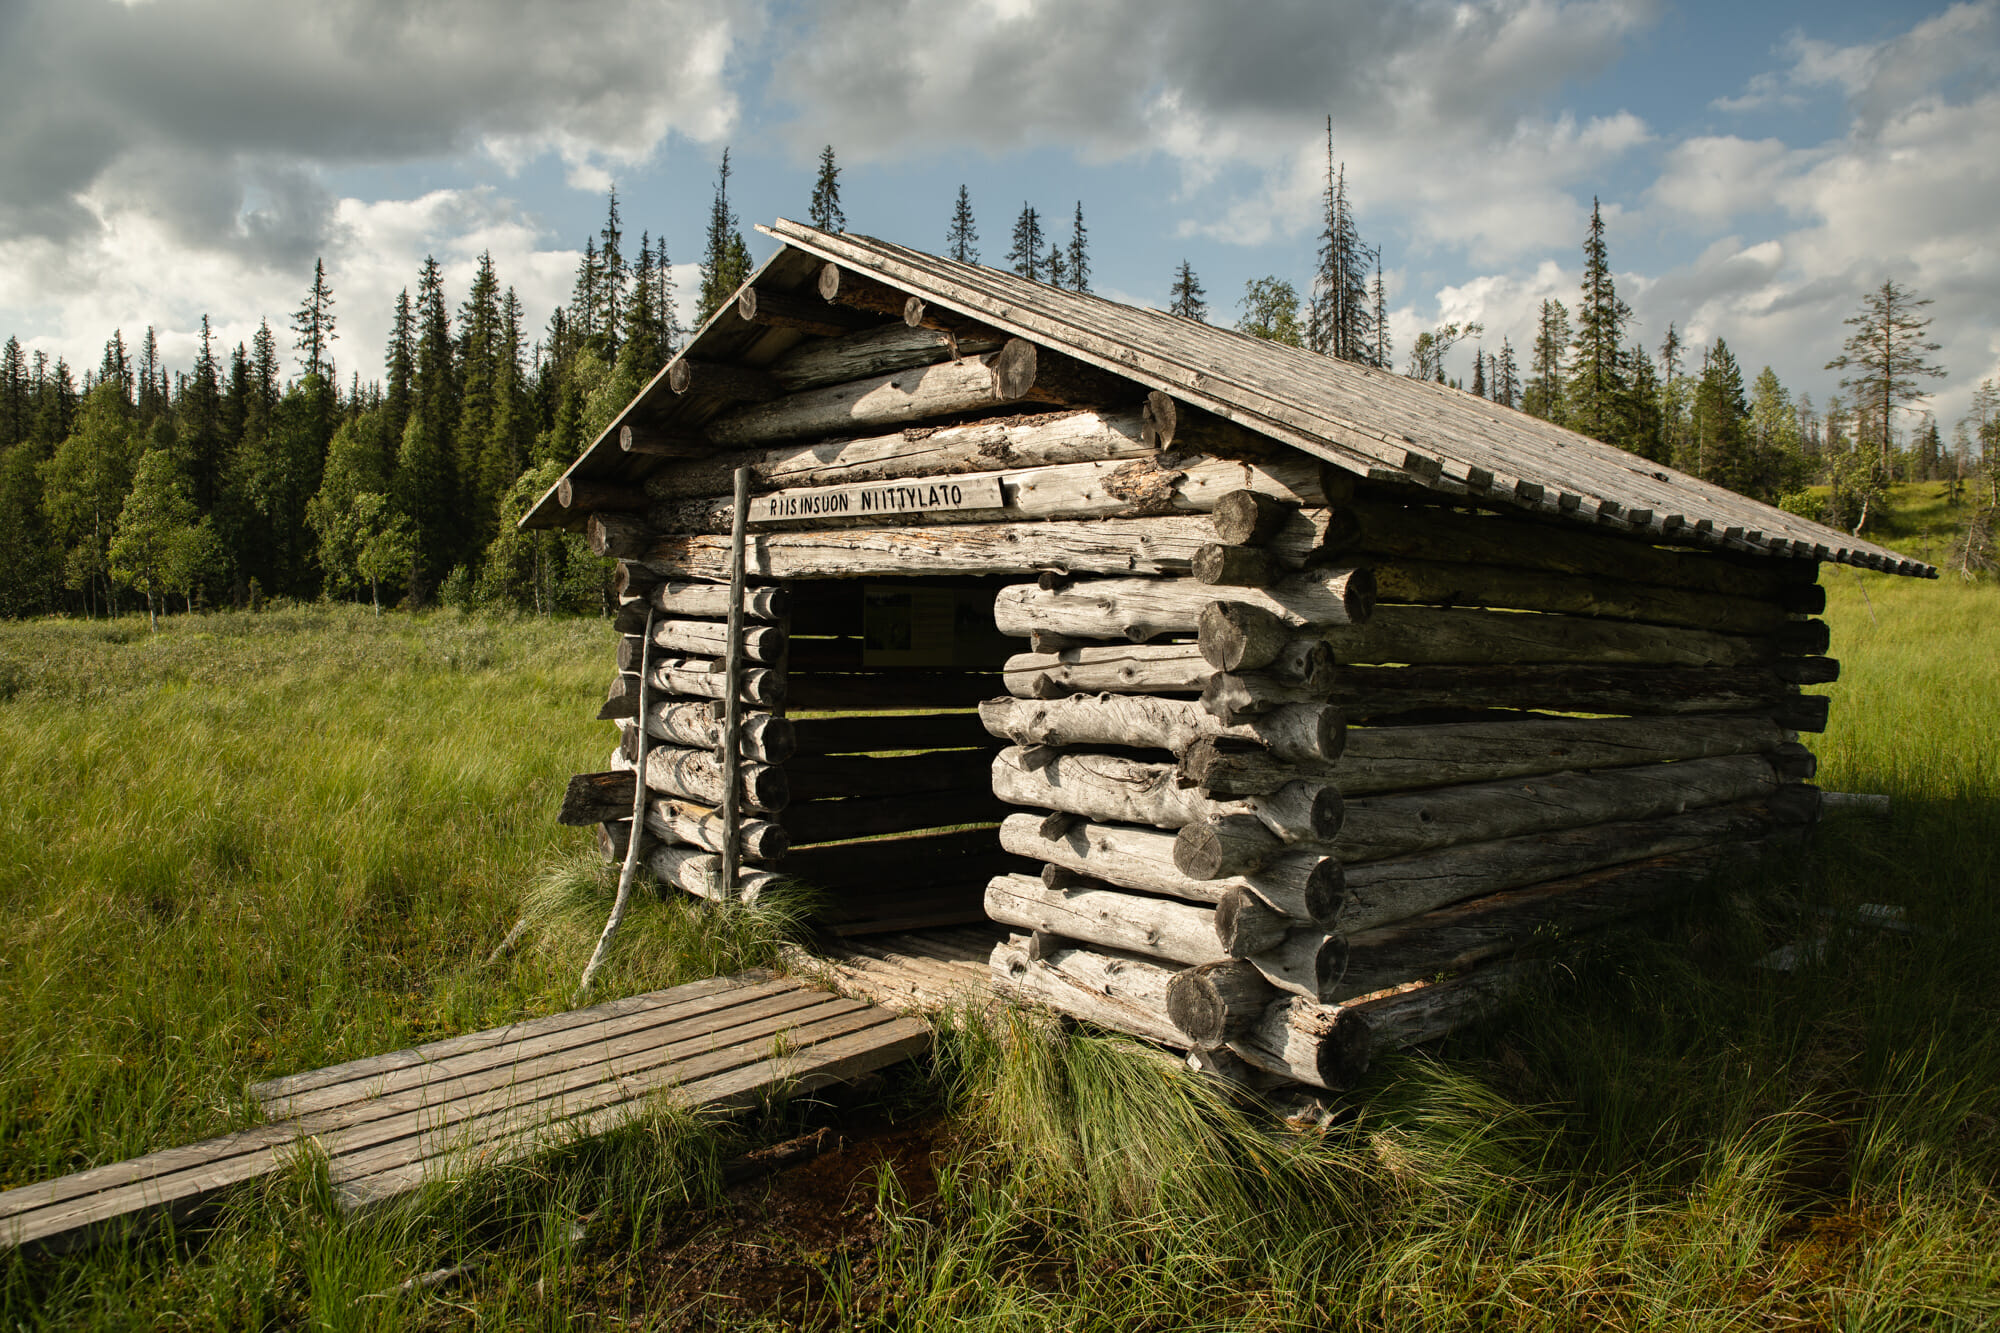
[0,0,747,263]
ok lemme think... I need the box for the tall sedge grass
[4,576,1999,1329]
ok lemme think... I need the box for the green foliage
[108,448,220,623]
[1007,203,1045,282]
[696,148,751,326]
[945,184,979,264]
[809,143,845,233]
[1167,259,1207,322]
[1236,275,1304,347]
[39,382,140,613]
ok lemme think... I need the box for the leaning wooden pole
[577,604,656,999]
[717,466,752,901]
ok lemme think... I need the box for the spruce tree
[1168,261,1207,322]
[1692,337,1751,493]
[136,327,166,422]
[1522,299,1569,423]
[1825,278,1945,474]
[1370,261,1391,370]
[411,255,459,572]
[1306,121,1374,362]
[291,257,337,380]
[98,331,131,405]
[1006,204,1044,281]
[0,337,27,451]
[1494,339,1520,409]
[569,237,602,345]
[457,251,504,538]
[178,318,224,512]
[945,185,979,263]
[1046,240,1066,289]
[1470,350,1486,399]
[697,149,752,325]
[1065,201,1090,293]
[383,288,416,452]
[809,145,845,233]
[597,189,626,350]
[1566,198,1630,444]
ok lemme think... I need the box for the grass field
[2,572,1998,1329]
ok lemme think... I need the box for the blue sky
[2,0,1994,439]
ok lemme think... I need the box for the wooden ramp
[0,970,928,1251]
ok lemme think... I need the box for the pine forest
[2,144,1994,625]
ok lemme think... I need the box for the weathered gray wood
[559,478,646,513]
[766,322,1006,392]
[1173,814,1290,880]
[1332,799,1780,936]
[650,581,789,620]
[1329,836,1782,1001]
[1202,670,1331,726]
[587,512,651,560]
[667,358,781,402]
[984,873,1228,967]
[643,702,795,764]
[990,747,1340,842]
[989,938,1187,1046]
[1210,490,1293,545]
[641,517,1226,581]
[702,344,1024,447]
[993,567,1377,643]
[648,845,785,902]
[612,744,788,814]
[1197,601,1293,672]
[652,617,786,664]
[734,285,878,336]
[1313,605,1774,668]
[1192,543,1279,587]
[1005,639,1331,700]
[618,423,711,457]
[643,409,1156,501]
[1374,558,1789,636]
[717,464,754,901]
[1315,961,1534,1083]
[644,454,1336,534]
[1165,961,1273,1045]
[1213,887,1299,956]
[559,771,635,826]
[1238,663,1790,720]
[1182,710,1785,797]
[644,799,789,862]
[998,813,1340,922]
[1329,752,1778,864]
[647,657,785,707]
[978,696,1346,766]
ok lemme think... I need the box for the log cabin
[521,219,1933,1093]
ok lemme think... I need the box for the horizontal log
[990,747,1340,841]
[639,517,1230,581]
[558,770,635,826]
[647,844,783,904]
[1165,961,1273,1046]
[1773,694,1829,733]
[788,749,996,800]
[1221,663,1791,721]
[647,658,785,707]
[666,358,781,402]
[1778,620,1830,656]
[645,453,1335,534]
[595,817,644,864]
[989,937,1187,1047]
[993,567,1377,643]
[1332,799,1780,936]
[985,873,1228,967]
[790,711,993,756]
[1328,835,1787,1001]
[998,812,1339,922]
[734,285,877,337]
[642,409,1157,502]
[1202,671,1332,726]
[702,343,1026,448]
[783,828,1029,892]
[1345,500,1815,600]
[768,318,1006,393]
[611,744,788,814]
[619,423,710,457]
[1373,558,1788,636]
[1330,752,1779,864]
[559,478,646,513]
[783,789,1012,845]
[978,695,1346,767]
[612,562,661,602]
[650,617,786,664]
[642,701,795,764]
[1313,605,1774,669]
[1308,961,1533,1083]
[644,798,789,863]
[1008,640,1336,701]
[1185,710,1786,797]
[587,512,651,560]
[597,673,641,721]
[1774,657,1839,685]
[650,581,789,621]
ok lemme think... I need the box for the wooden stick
[718,467,752,902]
[576,604,655,999]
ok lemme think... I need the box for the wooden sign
[749,476,1003,524]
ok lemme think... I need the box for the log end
[1210,490,1290,546]
[1141,390,1178,450]
[990,338,1038,401]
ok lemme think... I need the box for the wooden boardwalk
[0,970,929,1251]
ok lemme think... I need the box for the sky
[1,0,1995,440]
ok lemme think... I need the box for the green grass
[4,577,2000,1329]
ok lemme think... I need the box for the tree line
[2,138,1995,623]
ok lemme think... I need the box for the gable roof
[523,219,1933,577]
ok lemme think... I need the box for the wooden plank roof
[523,219,1932,577]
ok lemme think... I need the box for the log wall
[552,285,1831,1093]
